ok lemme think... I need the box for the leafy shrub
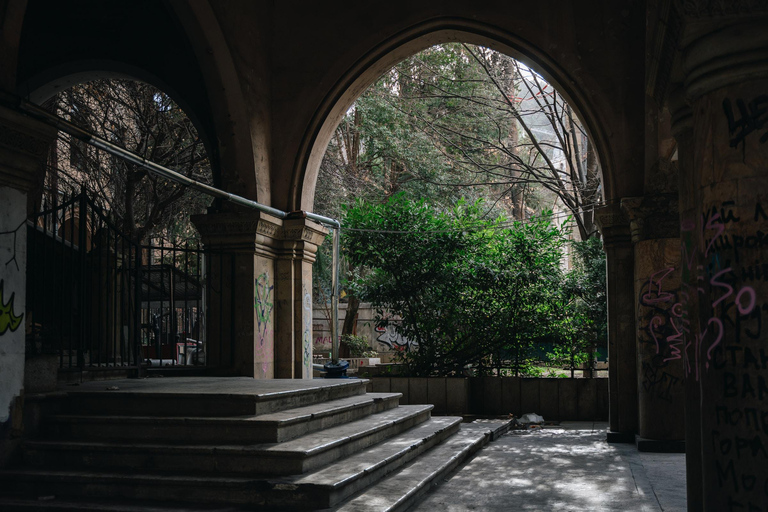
[341,334,377,358]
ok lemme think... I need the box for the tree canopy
[316,43,602,240]
[343,194,577,377]
[43,79,212,244]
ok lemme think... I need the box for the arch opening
[26,76,213,372]
[308,38,609,378]
[296,23,614,215]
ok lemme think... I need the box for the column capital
[279,215,329,264]
[191,210,329,263]
[191,211,283,256]
[668,83,693,137]
[679,11,768,100]
[621,193,680,243]
[0,105,57,193]
[595,203,631,247]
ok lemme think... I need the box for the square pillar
[193,210,327,379]
[622,193,685,450]
[275,214,327,379]
[192,212,283,378]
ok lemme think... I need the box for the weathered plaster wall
[0,187,27,423]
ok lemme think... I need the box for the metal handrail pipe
[5,93,344,368]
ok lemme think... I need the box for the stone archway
[292,20,618,213]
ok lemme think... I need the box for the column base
[635,436,685,453]
[606,431,636,444]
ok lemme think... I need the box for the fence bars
[27,189,213,377]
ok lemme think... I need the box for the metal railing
[26,188,218,375]
[27,190,142,372]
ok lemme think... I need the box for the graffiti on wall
[722,95,768,149]
[699,97,768,510]
[254,272,274,378]
[637,265,683,402]
[0,280,23,336]
[303,287,312,376]
[375,324,416,352]
[680,203,758,382]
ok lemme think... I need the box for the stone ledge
[636,436,686,453]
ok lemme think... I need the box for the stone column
[622,194,685,451]
[596,204,638,443]
[669,86,704,512]
[679,10,768,510]
[192,211,282,378]
[193,211,327,380]
[0,104,57,466]
[275,214,327,379]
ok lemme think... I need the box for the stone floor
[413,422,686,512]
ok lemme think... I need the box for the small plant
[341,334,374,358]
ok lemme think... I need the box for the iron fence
[26,189,214,376]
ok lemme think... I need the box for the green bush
[343,194,570,377]
[341,334,377,358]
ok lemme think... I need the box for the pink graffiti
[649,316,664,355]
[710,267,734,309]
[703,317,724,369]
[703,212,725,258]
[642,267,675,305]
[664,310,684,363]
[735,286,756,315]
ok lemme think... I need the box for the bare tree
[42,79,212,244]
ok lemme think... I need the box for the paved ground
[413,422,686,512]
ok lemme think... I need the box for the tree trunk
[341,294,359,336]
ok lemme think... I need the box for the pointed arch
[292,18,617,212]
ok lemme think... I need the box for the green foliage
[340,334,377,358]
[545,236,607,373]
[343,193,572,377]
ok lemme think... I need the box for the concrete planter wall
[368,376,608,421]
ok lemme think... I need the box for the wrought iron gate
[26,190,206,376]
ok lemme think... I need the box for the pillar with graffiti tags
[193,212,281,378]
[679,10,768,510]
[622,193,685,451]
[193,211,326,379]
[276,214,327,379]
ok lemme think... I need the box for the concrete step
[46,392,402,444]
[282,416,465,509]
[24,405,434,476]
[335,420,512,512]
[64,377,368,417]
[0,417,462,510]
[0,497,240,511]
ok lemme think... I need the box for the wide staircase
[0,377,509,511]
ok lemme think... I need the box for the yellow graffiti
[0,280,23,336]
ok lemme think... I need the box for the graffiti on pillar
[255,272,274,378]
[679,204,759,381]
[638,267,683,361]
[0,280,23,336]
[697,104,768,509]
[375,324,416,352]
[640,361,680,402]
[722,95,768,149]
[303,286,312,376]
